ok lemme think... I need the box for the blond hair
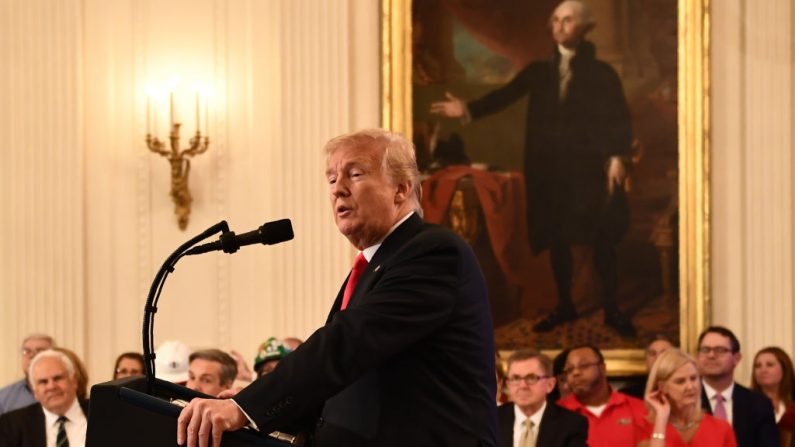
[324,128,423,217]
[644,348,703,418]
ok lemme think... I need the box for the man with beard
[697,326,778,447]
[558,345,645,446]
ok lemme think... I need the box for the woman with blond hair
[636,348,736,446]
[751,346,795,447]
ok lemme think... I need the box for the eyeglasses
[697,346,733,355]
[505,374,548,386]
[115,368,143,375]
[20,347,47,358]
[563,361,602,376]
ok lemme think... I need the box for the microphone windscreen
[260,219,294,245]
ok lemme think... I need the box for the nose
[331,178,349,198]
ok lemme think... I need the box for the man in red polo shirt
[558,344,647,446]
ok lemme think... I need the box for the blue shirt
[0,378,36,415]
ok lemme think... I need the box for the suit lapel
[497,404,515,447]
[536,402,556,446]
[33,403,47,447]
[339,214,424,311]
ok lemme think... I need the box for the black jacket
[0,399,89,447]
[234,214,498,446]
[701,382,779,447]
[468,41,632,252]
[497,402,588,447]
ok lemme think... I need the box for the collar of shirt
[563,387,626,414]
[360,211,414,262]
[702,380,735,401]
[513,401,546,447]
[42,397,87,447]
[42,397,84,428]
[558,44,575,67]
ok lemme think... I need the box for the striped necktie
[56,415,70,447]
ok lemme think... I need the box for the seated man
[558,344,646,447]
[697,325,778,447]
[253,337,294,378]
[186,349,238,397]
[620,335,673,399]
[0,349,89,447]
[0,334,54,416]
[499,349,587,447]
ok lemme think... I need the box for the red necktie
[340,253,368,310]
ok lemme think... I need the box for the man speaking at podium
[177,129,498,447]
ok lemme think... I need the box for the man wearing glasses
[0,334,54,416]
[558,344,646,446]
[499,349,586,447]
[697,326,778,447]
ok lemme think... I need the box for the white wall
[0,0,378,386]
[711,0,794,383]
[0,0,793,390]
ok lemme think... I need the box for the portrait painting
[382,0,710,373]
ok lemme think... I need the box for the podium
[86,377,298,446]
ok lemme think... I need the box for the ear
[393,181,411,204]
[545,376,557,394]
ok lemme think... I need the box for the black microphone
[185,219,294,255]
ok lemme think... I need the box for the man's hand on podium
[177,398,247,447]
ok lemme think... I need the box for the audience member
[283,337,304,351]
[252,337,294,378]
[623,335,674,399]
[113,352,145,380]
[186,349,238,397]
[155,340,190,384]
[496,353,508,405]
[558,344,647,446]
[751,346,795,447]
[53,347,89,400]
[0,349,88,447]
[0,334,54,416]
[551,348,572,402]
[636,348,736,446]
[697,326,779,447]
[499,349,587,447]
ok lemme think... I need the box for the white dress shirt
[42,398,87,447]
[702,381,735,424]
[513,401,546,447]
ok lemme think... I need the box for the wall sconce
[146,82,209,230]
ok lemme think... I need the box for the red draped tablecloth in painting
[421,166,551,319]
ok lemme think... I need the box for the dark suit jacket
[234,214,498,446]
[497,402,587,447]
[0,399,89,447]
[701,382,779,447]
[468,41,632,252]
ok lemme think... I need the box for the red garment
[421,166,537,301]
[780,404,795,431]
[635,413,737,447]
[558,390,647,447]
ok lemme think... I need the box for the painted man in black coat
[176,129,498,446]
[431,0,635,336]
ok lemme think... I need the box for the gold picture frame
[381,0,710,375]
